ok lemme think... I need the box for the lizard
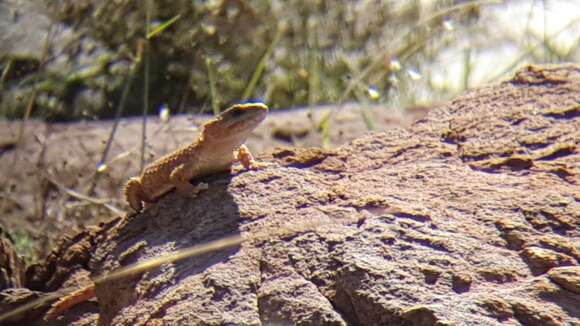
[37,103,268,320]
[125,102,269,212]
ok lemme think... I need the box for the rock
[0,228,25,290]
[522,246,575,274]
[0,287,50,323]
[548,266,580,294]
[0,0,118,120]
[0,103,425,259]
[4,64,580,325]
[0,0,53,58]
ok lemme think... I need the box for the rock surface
[4,64,580,325]
[0,228,25,289]
[0,102,426,259]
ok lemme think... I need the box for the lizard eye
[229,109,246,118]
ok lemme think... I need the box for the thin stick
[206,56,220,116]
[241,21,284,102]
[141,0,152,173]
[15,24,54,146]
[92,41,145,192]
[337,0,501,107]
[47,179,123,216]
[0,59,13,90]
[0,213,348,323]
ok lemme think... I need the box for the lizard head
[203,102,268,138]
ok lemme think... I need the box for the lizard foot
[236,144,270,170]
[124,178,144,212]
[175,181,209,198]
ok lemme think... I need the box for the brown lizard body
[125,102,268,212]
[39,103,268,320]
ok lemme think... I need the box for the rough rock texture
[7,64,580,325]
[0,228,25,289]
[0,102,426,258]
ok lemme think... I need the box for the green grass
[0,0,578,124]
[11,230,39,265]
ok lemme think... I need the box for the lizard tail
[124,178,144,212]
[46,284,95,320]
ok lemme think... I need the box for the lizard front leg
[125,178,150,212]
[169,163,209,197]
[236,144,268,170]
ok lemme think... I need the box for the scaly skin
[125,102,268,212]
[43,103,268,320]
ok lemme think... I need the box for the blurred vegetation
[10,229,38,266]
[0,0,578,120]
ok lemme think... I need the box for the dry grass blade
[15,24,55,146]
[0,59,13,90]
[307,17,321,127]
[337,0,502,107]
[47,178,123,216]
[318,110,332,149]
[241,21,285,102]
[95,234,244,284]
[146,14,182,39]
[485,14,580,83]
[0,292,61,323]
[0,235,242,323]
[93,40,146,192]
[0,211,352,322]
[140,0,153,173]
[206,56,220,116]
